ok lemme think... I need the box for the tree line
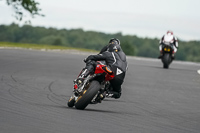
[0,23,200,62]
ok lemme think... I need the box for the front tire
[75,80,100,110]
[67,97,75,107]
[162,54,171,69]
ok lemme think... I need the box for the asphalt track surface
[1,49,200,133]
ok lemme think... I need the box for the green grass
[0,42,98,53]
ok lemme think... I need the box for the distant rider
[77,38,128,99]
[158,30,178,59]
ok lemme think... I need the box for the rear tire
[75,80,100,110]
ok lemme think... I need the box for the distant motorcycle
[67,60,115,110]
[161,43,174,69]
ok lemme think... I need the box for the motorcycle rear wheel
[75,80,100,110]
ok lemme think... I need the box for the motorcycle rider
[158,30,178,59]
[76,38,127,99]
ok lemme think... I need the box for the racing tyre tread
[67,97,75,107]
[75,80,100,110]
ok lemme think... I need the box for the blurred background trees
[1,23,200,62]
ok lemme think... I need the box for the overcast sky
[1,0,200,41]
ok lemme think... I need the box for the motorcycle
[161,43,174,69]
[67,60,115,110]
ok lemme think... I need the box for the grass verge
[0,42,97,53]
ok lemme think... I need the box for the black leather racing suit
[85,47,127,99]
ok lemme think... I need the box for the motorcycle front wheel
[162,54,171,69]
[67,96,75,107]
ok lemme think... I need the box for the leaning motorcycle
[67,60,114,110]
[161,43,174,69]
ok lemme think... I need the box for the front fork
[71,75,92,101]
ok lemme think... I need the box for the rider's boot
[171,51,175,59]
[106,90,121,99]
[172,54,175,59]
[158,51,163,59]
